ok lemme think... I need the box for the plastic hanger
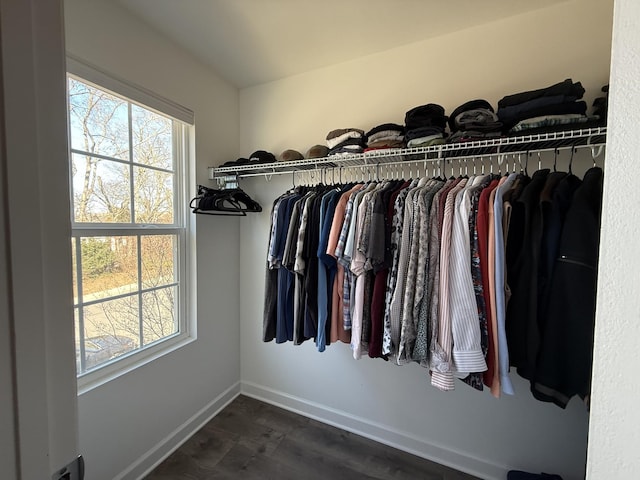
[190,185,262,216]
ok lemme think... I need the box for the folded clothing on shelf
[447,99,503,143]
[366,139,405,150]
[448,130,502,144]
[406,136,445,148]
[404,126,445,147]
[404,104,448,147]
[326,127,366,156]
[326,128,365,149]
[497,79,588,133]
[510,114,599,133]
[498,78,585,109]
[365,123,405,149]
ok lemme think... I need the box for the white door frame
[0,0,78,478]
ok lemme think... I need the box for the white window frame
[66,57,196,392]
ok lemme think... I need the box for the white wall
[587,0,640,478]
[238,1,613,479]
[64,1,241,479]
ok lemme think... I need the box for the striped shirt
[432,178,467,391]
[449,176,488,376]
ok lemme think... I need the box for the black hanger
[190,185,262,216]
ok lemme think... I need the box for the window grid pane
[82,294,140,371]
[141,235,177,289]
[72,154,132,223]
[132,104,174,171]
[69,75,187,377]
[133,166,174,224]
[73,231,182,373]
[68,77,129,161]
[80,236,138,303]
[142,286,178,346]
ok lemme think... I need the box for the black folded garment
[498,94,581,125]
[498,78,584,109]
[499,101,588,132]
[448,99,495,132]
[447,130,502,143]
[365,123,405,138]
[404,126,445,142]
[404,103,448,131]
[453,110,502,132]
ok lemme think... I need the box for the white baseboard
[241,380,505,480]
[115,381,241,480]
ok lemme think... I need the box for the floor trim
[115,381,241,480]
[241,380,505,480]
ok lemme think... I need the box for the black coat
[505,169,550,380]
[532,167,604,408]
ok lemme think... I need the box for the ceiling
[117,0,569,89]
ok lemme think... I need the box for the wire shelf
[208,126,607,181]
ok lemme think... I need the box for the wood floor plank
[145,395,480,480]
[174,425,237,470]
[281,419,451,480]
[205,406,286,457]
[145,449,209,480]
[251,399,311,434]
[213,443,311,480]
[271,435,394,480]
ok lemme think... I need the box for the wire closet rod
[210,126,607,178]
[229,142,605,180]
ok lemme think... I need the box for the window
[67,67,193,380]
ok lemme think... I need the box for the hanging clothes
[262,162,604,408]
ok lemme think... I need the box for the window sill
[77,333,196,395]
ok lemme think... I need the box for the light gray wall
[238,1,613,479]
[64,1,241,478]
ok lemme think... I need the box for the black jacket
[532,167,603,408]
[505,169,550,380]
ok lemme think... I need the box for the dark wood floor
[145,394,479,480]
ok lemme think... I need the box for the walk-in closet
[12,0,639,479]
